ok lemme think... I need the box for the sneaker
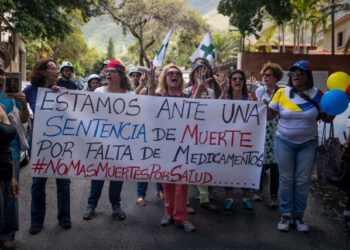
[2,238,16,250]
[112,205,126,220]
[175,220,195,232]
[222,199,234,215]
[277,213,292,232]
[242,199,255,215]
[29,225,42,235]
[83,205,95,220]
[252,192,263,201]
[160,214,174,226]
[295,217,310,232]
[200,202,218,211]
[59,221,72,230]
[344,210,350,220]
[186,205,195,214]
[269,198,279,209]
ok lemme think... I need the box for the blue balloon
[321,89,349,115]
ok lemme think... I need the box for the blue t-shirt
[22,85,39,114]
[0,93,22,159]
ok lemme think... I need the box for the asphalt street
[13,164,350,250]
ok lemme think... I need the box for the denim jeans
[137,182,163,198]
[30,177,71,227]
[0,159,19,240]
[87,180,123,208]
[275,136,318,218]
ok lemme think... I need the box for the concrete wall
[238,52,350,91]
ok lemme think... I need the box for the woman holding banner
[83,60,132,221]
[22,59,72,235]
[252,62,283,207]
[184,60,219,213]
[147,63,195,232]
[216,69,256,215]
[136,66,164,206]
[266,60,333,232]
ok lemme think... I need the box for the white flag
[153,28,173,67]
[190,32,217,63]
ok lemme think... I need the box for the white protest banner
[30,88,266,189]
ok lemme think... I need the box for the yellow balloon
[327,72,350,91]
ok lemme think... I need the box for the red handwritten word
[31,158,213,184]
[180,124,252,148]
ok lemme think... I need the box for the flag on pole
[190,32,217,63]
[153,28,173,67]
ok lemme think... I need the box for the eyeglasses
[231,77,244,81]
[166,71,181,77]
[290,70,306,76]
[47,67,58,71]
[263,73,273,78]
[105,69,119,74]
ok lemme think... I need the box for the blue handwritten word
[43,115,147,142]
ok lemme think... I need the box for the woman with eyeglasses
[22,59,71,235]
[252,62,284,208]
[83,60,132,221]
[266,60,333,232]
[217,69,256,215]
[143,64,195,232]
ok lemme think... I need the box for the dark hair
[260,62,284,82]
[118,71,132,91]
[288,69,313,98]
[88,78,100,90]
[189,57,221,98]
[29,59,53,87]
[227,70,248,99]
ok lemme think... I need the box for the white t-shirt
[255,86,275,102]
[269,87,322,144]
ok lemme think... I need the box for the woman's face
[105,67,122,86]
[90,79,100,91]
[45,62,59,84]
[263,68,278,88]
[166,67,182,89]
[290,69,307,88]
[193,65,209,83]
[230,73,244,91]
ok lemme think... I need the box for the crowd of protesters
[1,43,350,248]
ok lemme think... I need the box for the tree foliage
[0,0,107,40]
[107,36,116,60]
[102,0,208,66]
[218,0,264,50]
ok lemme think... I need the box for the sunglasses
[231,77,244,81]
[105,69,119,74]
[167,71,181,77]
[290,70,306,76]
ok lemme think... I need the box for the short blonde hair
[156,64,184,96]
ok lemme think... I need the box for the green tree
[218,0,264,51]
[263,0,293,52]
[212,32,240,63]
[102,0,208,66]
[0,0,107,40]
[107,36,116,60]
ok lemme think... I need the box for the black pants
[259,163,279,198]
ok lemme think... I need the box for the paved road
[14,165,350,249]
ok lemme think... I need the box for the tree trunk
[282,23,286,53]
[293,22,296,54]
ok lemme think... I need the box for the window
[337,32,343,48]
